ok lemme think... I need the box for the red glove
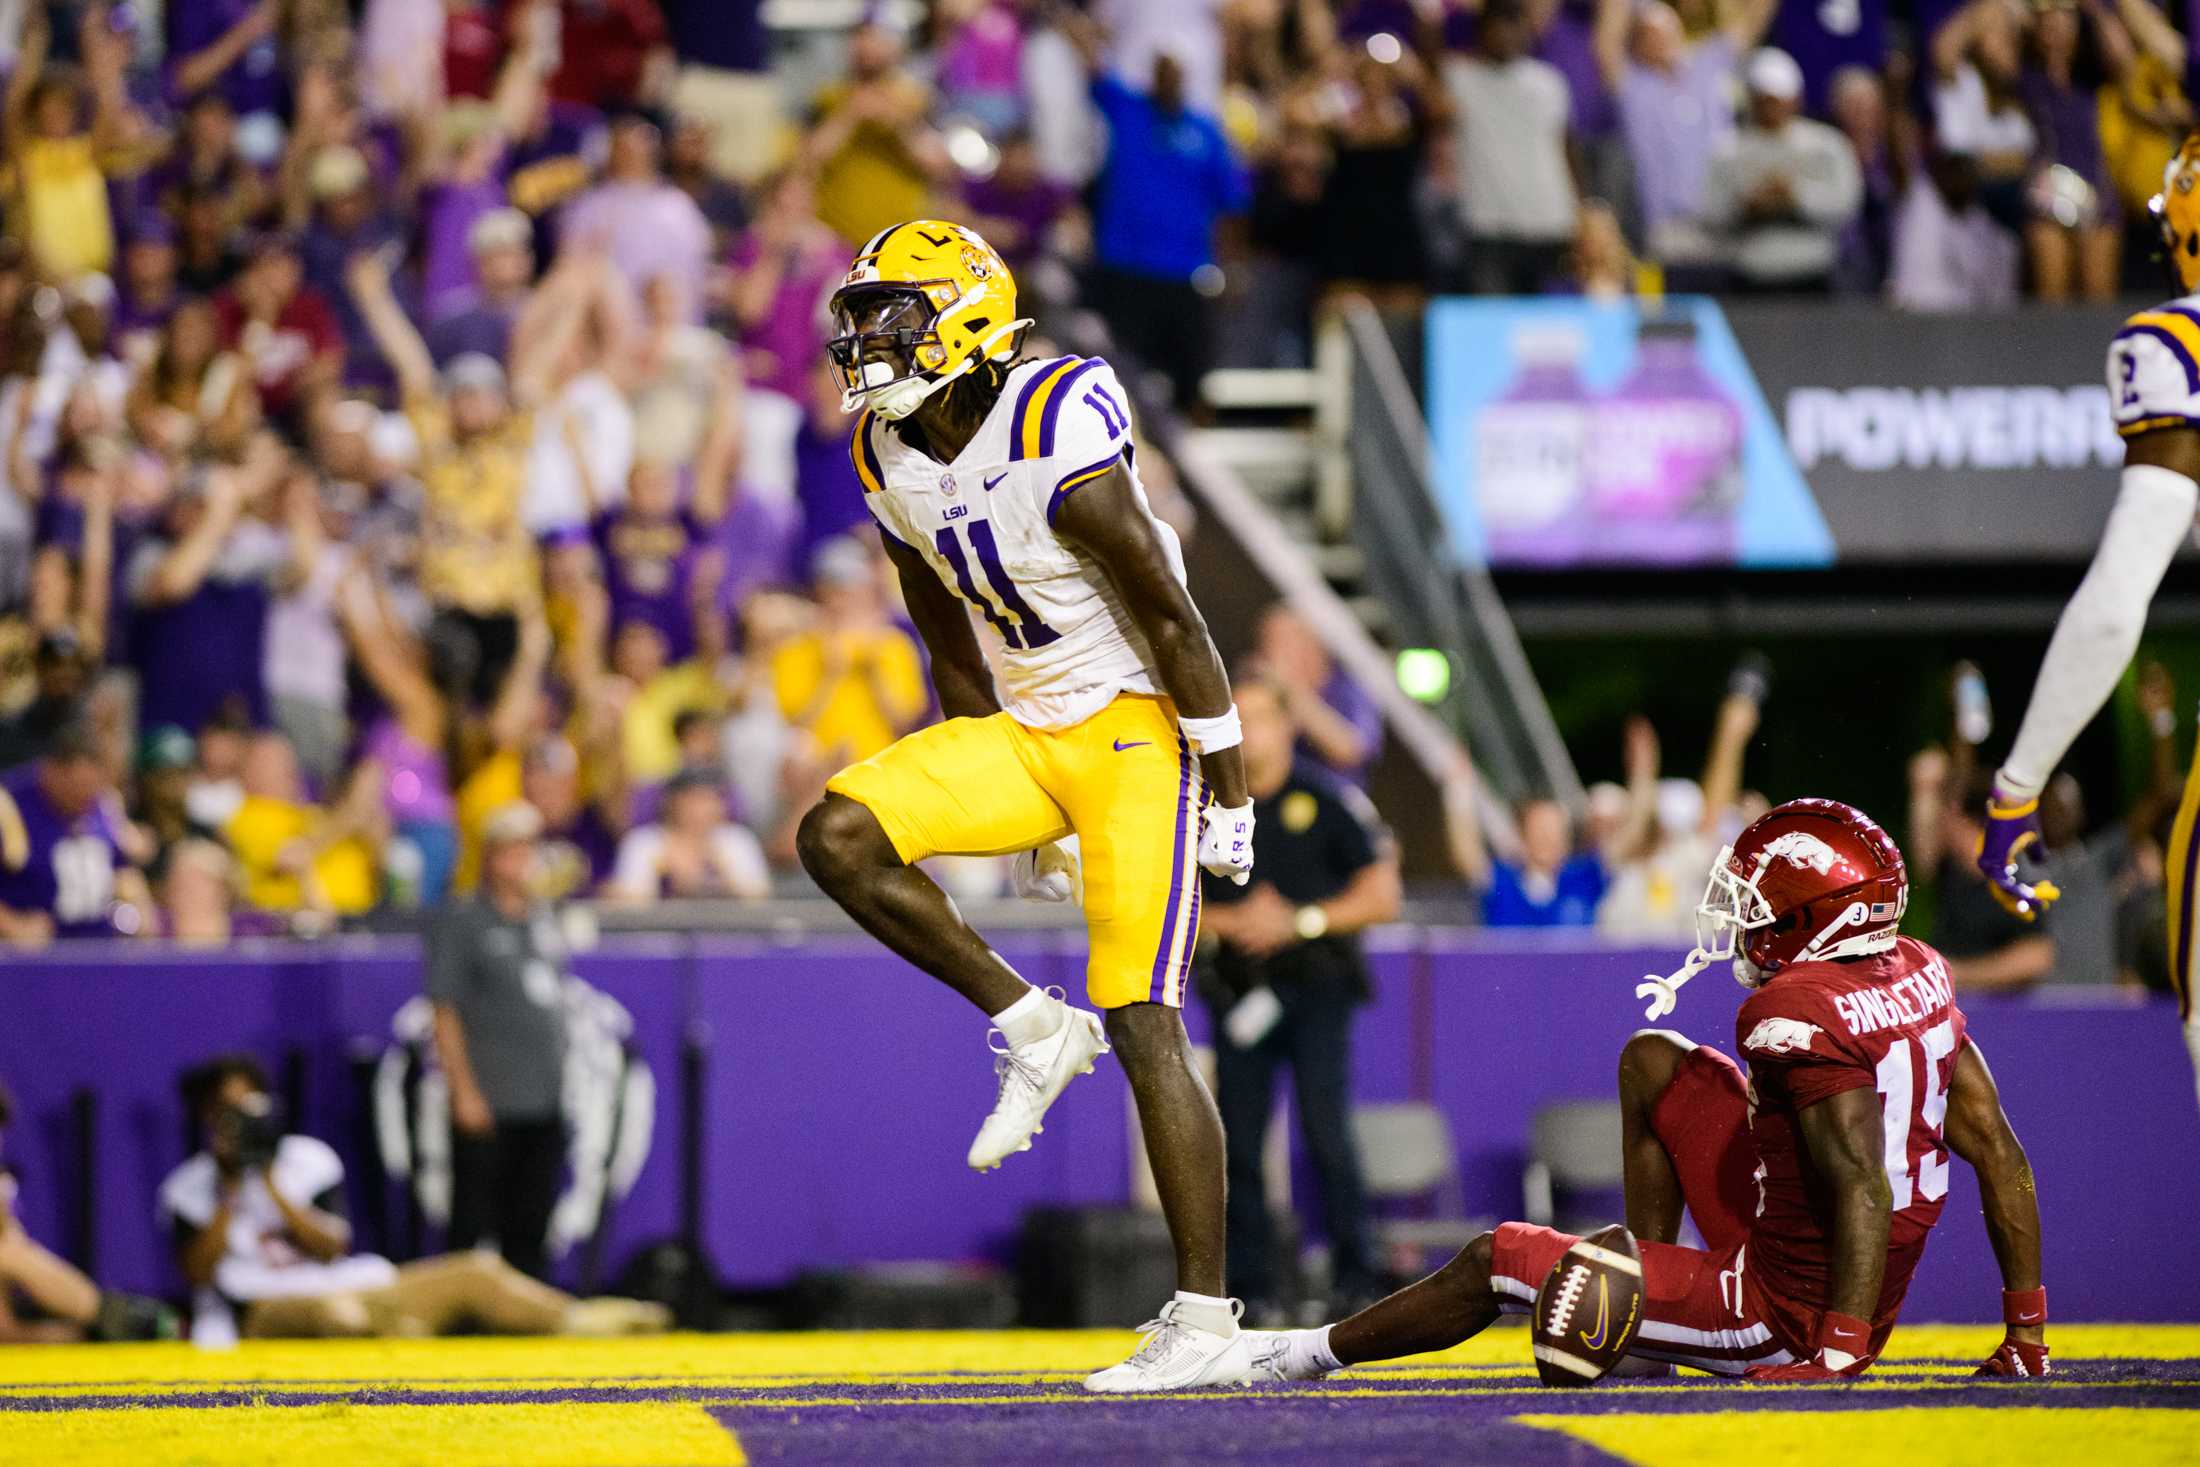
[1975,1288,2050,1378]
[1975,1337,2051,1377]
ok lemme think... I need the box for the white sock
[992,985,1063,1048]
[1301,1324,1343,1374]
[1171,1289,1239,1338]
[2184,1014,2200,1117]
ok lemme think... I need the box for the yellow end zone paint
[0,1401,745,1467]
[1520,1406,2200,1467]
[0,1325,2192,1393]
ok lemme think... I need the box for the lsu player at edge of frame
[793,220,1261,1393]
[1979,133,2200,1105]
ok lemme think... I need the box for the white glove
[1010,837,1080,903]
[1197,801,1256,886]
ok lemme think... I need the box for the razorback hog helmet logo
[1760,831,1839,874]
[1744,1017,1822,1055]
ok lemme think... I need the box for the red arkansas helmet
[1695,798,1908,988]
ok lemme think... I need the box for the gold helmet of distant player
[2151,134,2200,293]
[826,220,1030,420]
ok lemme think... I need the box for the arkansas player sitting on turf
[1249,799,2051,1384]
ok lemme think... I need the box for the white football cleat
[1082,1301,1256,1393]
[966,993,1108,1171]
[1244,1328,1339,1383]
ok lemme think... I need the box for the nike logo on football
[984,473,1007,492]
[1112,739,1151,751]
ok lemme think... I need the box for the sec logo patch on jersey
[1532,1224,1644,1387]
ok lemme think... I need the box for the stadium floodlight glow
[1396,648,1450,703]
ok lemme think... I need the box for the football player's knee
[1618,1029,1691,1104]
[1434,1231,1496,1298]
[796,794,892,889]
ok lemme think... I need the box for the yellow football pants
[826,693,1205,1008]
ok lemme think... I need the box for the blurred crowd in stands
[0,0,2186,957]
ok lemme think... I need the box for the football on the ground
[1531,1224,1645,1387]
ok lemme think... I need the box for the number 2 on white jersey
[1873,1018,1957,1212]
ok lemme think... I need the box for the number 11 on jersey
[935,521,1060,650]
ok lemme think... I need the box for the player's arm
[882,531,1002,721]
[1942,1041,2050,1376]
[1052,466,1250,815]
[1984,422,2200,915]
[1783,1086,1891,1377]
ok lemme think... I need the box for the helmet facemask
[827,285,950,419]
[1686,846,1780,990]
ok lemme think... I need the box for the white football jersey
[853,354,1186,730]
[2107,300,2200,438]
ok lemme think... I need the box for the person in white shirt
[605,769,770,903]
[1442,0,1578,295]
[159,1054,666,1339]
[1701,47,1863,290]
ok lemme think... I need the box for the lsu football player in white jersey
[1981,135,2200,1102]
[794,220,1261,1391]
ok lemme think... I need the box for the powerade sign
[1724,302,2131,561]
[1426,299,2133,565]
[1425,297,1836,569]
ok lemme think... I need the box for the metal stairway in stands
[1185,369,1392,643]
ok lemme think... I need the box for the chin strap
[846,318,1036,417]
[1637,947,1718,1021]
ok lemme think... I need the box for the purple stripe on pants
[1150,735,1193,999]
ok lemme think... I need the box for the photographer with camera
[159,1055,665,1339]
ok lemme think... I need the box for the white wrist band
[1180,705,1242,754]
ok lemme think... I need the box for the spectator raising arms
[1595,0,1778,264]
[346,246,590,716]
[1446,714,1656,927]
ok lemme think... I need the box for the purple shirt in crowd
[728,234,839,401]
[0,765,126,937]
[1774,0,1887,114]
[793,416,872,570]
[562,180,713,313]
[164,0,286,117]
[958,175,1073,273]
[1536,2,1617,138]
[594,506,711,661]
[418,172,512,322]
[128,526,282,733]
[1618,35,1738,236]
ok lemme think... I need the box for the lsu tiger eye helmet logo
[826,221,1031,420]
[2149,134,2200,293]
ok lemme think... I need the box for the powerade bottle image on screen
[1584,317,1742,565]
[1473,322,1590,565]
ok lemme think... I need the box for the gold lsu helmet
[2152,133,2200,293]
[827,220,1031,419]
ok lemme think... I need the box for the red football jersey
[1734,935,1968,1355]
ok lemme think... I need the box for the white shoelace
[1122,1305,1193,1371]
[986,1029,1049,1105]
